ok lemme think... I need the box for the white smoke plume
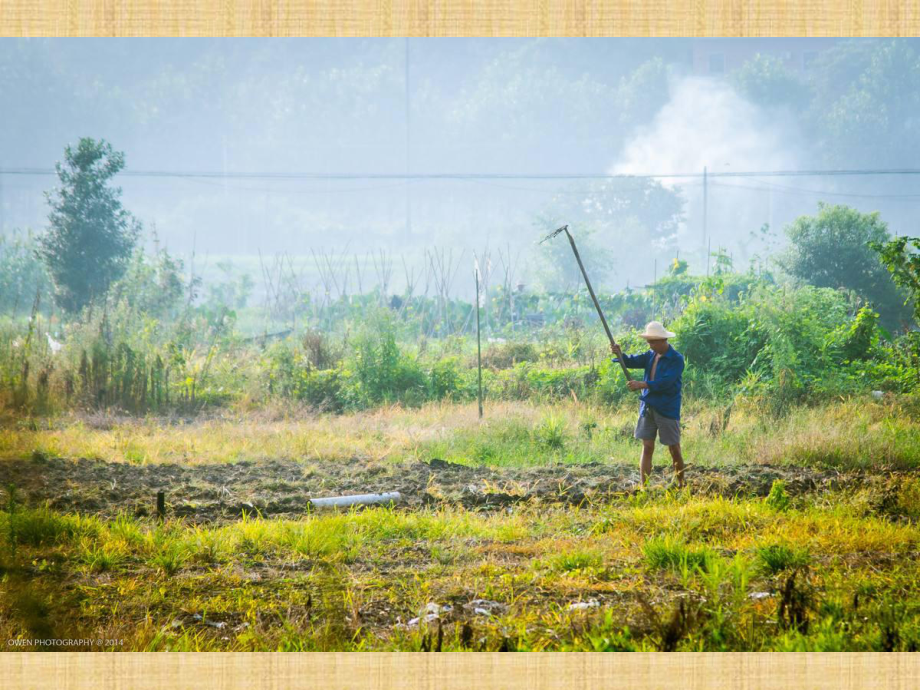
[611,75,809,268]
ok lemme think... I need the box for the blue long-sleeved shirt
[613,344,685,420]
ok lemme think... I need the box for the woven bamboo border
[0,0,918,37]
[1,651,919,687]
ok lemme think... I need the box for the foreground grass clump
[643,536,717,574]
[2,481,920,652]
[755,544,811,575]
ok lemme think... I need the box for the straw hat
[639,321,675,339]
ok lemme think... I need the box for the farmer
[610,321,686,489]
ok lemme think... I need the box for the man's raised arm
[610,343,649,369]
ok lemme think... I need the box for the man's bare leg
[668,443,685,488]
[640,439,655,487]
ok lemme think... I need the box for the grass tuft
[643,536,717,574]
[755,543,811,575]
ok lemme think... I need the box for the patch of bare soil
[0,453,880,524]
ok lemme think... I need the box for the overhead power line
[4,167,920,181]
[711,180,920,201]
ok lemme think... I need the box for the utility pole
[405,38,412,241]
[222,134,228,201]
[263,192,269,257]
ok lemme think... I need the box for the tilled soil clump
[0,452,874,524]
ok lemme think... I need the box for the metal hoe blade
[538,224,569,245]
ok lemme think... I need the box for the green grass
[544,548,605,573]
[755,543,811,575]
[765,480,791,511]
[643,535,717,574]
[1,479,919,651]
[4,397,920,471]
[2,397,920,651]
[534,414,568,451]
[3,504,90,547]
[76,537,127,573]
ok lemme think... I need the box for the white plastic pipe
[309,492,402,509]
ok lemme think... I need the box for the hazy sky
[2,38,917,294]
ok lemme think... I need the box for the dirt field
[0,452,865,523]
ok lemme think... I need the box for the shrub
[595,359,632,405]
[508,364,597,401]
[264,338,346,411]
[350,315,428,406]
[480,341,539,369]
[301,329,341,370]
[296,369,345,412]
[828,305,882,362]
[671,297,764,383]
[110,243,186,321]
[428,356,466,400]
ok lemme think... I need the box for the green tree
[870,235,920,325]
[778,203,909,330]
[615,57,674,129]
[731,53,811,112]
[807,40,920,169]
[539,177,683,243]
[533,176,683,292]
[37,138,140,313]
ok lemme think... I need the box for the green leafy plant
[534,414,567,450]
[765,480,791,511]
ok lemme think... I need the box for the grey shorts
[635,407,681,446]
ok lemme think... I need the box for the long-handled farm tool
[539,225,632,382]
